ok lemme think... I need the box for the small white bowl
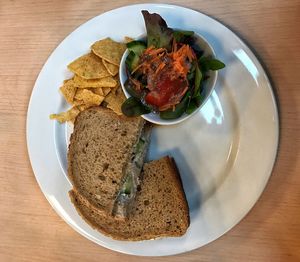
[119,33,218,125]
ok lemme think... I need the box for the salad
[121,11,225,119]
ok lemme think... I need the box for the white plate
[26,4,279,256]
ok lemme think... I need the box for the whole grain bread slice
[68,106,145,215]
[69,156,190,241]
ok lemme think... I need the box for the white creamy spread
[112,126,151,218]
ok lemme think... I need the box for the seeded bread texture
[68,107,145,215]
[69,156,190,241]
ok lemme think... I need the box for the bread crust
[69,156,190,241]
[68,107,145,215]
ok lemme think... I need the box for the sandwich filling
[112,125,151,218]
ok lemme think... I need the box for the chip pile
[50,37,127,123]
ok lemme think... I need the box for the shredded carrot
[155,62,166,75]
[132,48,166,74]
[143,47,165,56]
[171,44,195,76]
[135,43,195,79]
[129,76,142,90]
[172,38,177,52]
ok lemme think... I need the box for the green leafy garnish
[160,92,190,119]
[173,30,194,42]
[186,99,198,114]
[121,97,151,117]
[142,10,174,51]
[193,63,202,97]
[187,62,196,82]
[186,93,205,114]
[124,79,142,99]
[194,93,205,107]
[199,57,225,72]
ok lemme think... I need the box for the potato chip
[91,87,110,96]
[91,38,126,66]
[72,98,85,106]
[92,86,111,96]
[102,59,119,76]
[73,75,117,88]
[104,85,126,115]
[109,76,121,95]
[102,87,111,96]
[75,89,104,105]
[50,37,127,123]
[124,36,134,43]
[68,52,110,79]
[59,78,77,104]
[49,107,80,123]
[93,87,104,96]
[77,104,95,112]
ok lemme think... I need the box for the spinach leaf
[193,63,202,98]
[193,93,205,107]
[186,99,198,114]
[121,97,151,117]
[142,10,174,51]
[124,79,142,99]
[199,57,225,72]
[173,30,194,42]
[198,56,209,72]
[186,93,205,114]
[160,92,190,120]
[187,61,196,83]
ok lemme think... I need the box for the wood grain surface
[0,0,299,261]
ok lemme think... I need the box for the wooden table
[1,0,299,261]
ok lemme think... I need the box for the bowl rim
[119,32,218,125]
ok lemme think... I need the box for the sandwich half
[69,156,190,240]
[68,107,151,218]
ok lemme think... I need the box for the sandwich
[68,107,151,219]
[68,106,190,240]
[69,156,190,240]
